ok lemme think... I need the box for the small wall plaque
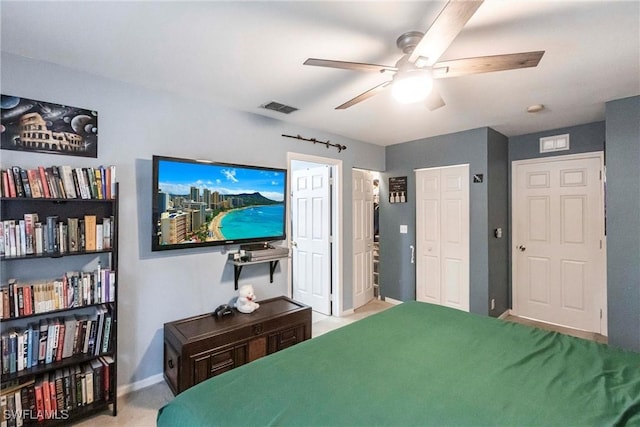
[389,176,407,203]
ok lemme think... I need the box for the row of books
[1,165,116,200]
[1,268,115,320]
[1,306,113,375]
[0,356,113,426]
[0,214,114,257]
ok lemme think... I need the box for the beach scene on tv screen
[155,160,285,246]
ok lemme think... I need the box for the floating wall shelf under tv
[152,155,287,252]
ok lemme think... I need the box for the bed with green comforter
[157,301,640,426]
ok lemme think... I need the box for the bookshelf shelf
[1,248,113,262]
[1,351,115,383]
[0,301,113,323]
[0,197,115,203]
[0,175,119,426]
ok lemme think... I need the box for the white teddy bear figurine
[235,284,260,314]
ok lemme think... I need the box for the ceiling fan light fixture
[414,56,430,68]
[391,70,433,104]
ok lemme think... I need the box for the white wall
[1,52,385,390]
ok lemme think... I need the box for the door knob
[517,245,526,252]
[291,241,298,247]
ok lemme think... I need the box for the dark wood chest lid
[165,296,309,343]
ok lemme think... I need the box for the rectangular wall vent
[540,133,570,153]
[261,101,298,114]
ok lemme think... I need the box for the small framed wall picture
[389,176,407,203]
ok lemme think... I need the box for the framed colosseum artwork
[1,94,98,158]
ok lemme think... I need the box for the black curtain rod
[282,134,347,153]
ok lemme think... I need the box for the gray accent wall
[1,52,385,389]
[509,121,605,162]
[487,128,510,316]
[380,127,509,316]
[605,96,640,352]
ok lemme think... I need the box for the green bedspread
[157,301,640,426]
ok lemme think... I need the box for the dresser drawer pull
[168,359,174,369]
[252,323,264,335]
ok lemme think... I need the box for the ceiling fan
[304,0,544,110]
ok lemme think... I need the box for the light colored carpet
[503,314,608,344]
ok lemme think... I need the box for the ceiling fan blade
[409,0,484,66]
[424,87,446,111]
[432,51,545,78]
[335,81,391,110]
[304,58,397,73]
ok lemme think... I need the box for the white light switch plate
[400,225,408,234]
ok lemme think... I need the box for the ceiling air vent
[261,101,298,114]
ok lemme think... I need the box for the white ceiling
[1,1,638,146]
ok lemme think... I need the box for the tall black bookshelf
[0,185,118,425]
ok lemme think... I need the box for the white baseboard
[498,309,512,320]
[339,308,354,317]
[117,373,164,397]
[383,297,403,305]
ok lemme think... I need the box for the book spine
[83,215,96,251]
[0,220,4,257]
[11,167,25,198]
[27,169,42,198]
[38,166,51,198]
[101,315,112,353]
[109,166,116,199]
[2,170,11,198]
[19,168,32,198]
[18,220,26,256]
[6,168,16,198]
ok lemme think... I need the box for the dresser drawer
[190,343,247,386]
[268,323,307,352]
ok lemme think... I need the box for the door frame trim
[511,151,607,334]
[287,152,344,316]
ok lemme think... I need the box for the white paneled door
[352,169,374,309]
[415,165,469,312]
[513,152,606,333]
[291,165,332,315]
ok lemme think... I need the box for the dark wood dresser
[163,296,311,394]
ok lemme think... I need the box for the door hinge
[599,170,602,180]
[600,239,603,249]
[329,177,334,185]
[600,309,603,319]
[329,235,334,243]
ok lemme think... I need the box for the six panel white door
[513,154,606,333]
[353,169,374,309]
[291,166,332,315]
[416,165,469,312]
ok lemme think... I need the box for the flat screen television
[152,155,287,251]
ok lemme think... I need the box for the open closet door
[353,169,374,309]
[291,165,332,315]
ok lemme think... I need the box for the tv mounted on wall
[152,155,287,251]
